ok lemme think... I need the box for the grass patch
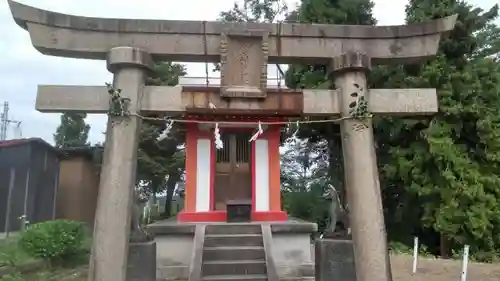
[0,236,37,268]
[0,232,90,281]
[1,266,87,281]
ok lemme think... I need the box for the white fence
[411,236,470,281]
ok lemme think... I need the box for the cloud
[1,0,497,144]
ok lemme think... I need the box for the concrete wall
[151,222,316,281]
[56,156,100,229]
[156,233,194,280]
[272,233,314,279]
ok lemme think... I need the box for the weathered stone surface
[331,52,371,73]
[36,85,184,114]
[302,88,439,116]
[36,85,437,117]
[155,233,194,281]
[261,224,280,281]
[333,52,393,281]
[206,223,261,235]
[188,225,205,281]
[127,241,156,281]
[147,220,318,235]
[272,232,315,280]
[88,47,150,281]
[220,31,268,98]
[315,238,356,281]
[8,0,457,63]
[150,221,316,281]
[107,47,154,73]
[129,189,153,243]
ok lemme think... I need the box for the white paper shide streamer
[214,123,223,149]
[208,100,223,149]
[285,121,300,145]
[157,120,174,141]
[249,121,264,142]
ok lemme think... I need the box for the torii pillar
[330,52,392,281]
[89,47,153,281]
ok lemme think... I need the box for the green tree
[284,0,377,210]
[219,0,288,22]
[280,138,331,231]
[372,0,500,260]
[138,62,187,218]
[53,113,90,148]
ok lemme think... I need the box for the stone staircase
[201,224,269,281]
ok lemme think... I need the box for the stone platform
[315,237,356,281]
[147,219,317,281]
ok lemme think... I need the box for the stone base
[147,218,317,281]
[127,241,156,281]
[315,238,356,281]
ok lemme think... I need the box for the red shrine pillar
[250,125,287,221]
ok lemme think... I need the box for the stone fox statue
[130,187,152,242]
[323,184,350,235]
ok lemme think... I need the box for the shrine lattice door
[214,132,252,211]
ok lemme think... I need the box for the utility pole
[0,101,22,140]
[0,101,9,140]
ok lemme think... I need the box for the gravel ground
[312,244,500,281]
[390,255,500,281]
[22,255,500,281]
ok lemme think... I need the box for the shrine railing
[178,77,288,89]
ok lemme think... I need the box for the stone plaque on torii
[219,28,269,98]
[7,1,456,281]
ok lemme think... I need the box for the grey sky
[0,0,497,144]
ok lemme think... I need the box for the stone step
[202,260,267,276]
[202,274,268,281]
[205,224,262,235]
[204,234,263,247]
[203,246,265,261]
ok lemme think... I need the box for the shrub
[18,220,88,266]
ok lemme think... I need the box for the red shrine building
[177,78,288,223]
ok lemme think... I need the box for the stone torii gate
[7,1,456,281]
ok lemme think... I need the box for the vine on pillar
[106,82,130,117]
[331,52,373,131]
[348,83,371,131]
